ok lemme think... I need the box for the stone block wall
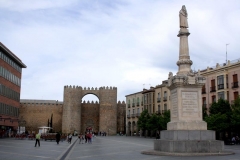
[99,87,117,135]
[117,101,126,134]
[19,100,63,133]
[62,85,81,134]
[81,101,99,133]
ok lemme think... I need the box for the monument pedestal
[167,121,207,130]
[153,130,224,153]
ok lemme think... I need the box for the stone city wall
[19,100,63,133]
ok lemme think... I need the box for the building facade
[0,42,26,136]
[126,58,240,136]
[200,58,240,111]
[125,80,171,136]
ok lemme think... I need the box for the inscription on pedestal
[171,90,178,118]
[182,92,199,117]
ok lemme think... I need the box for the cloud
[0,0,240,102]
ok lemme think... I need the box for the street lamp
[226,44,229,64]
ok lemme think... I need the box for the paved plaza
[0,136,240,160]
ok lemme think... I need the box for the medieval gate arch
[62,85,117,135]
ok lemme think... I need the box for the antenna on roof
[226,44,229,64]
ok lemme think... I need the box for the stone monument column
[150,5,225,154]
[167,5,207,130]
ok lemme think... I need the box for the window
[144,94,147,104]
[164,104,167,111]
[232,74,238,88]
[234,92,239,100]
[149,93,151,103]
[202,97,206,107]
[0,51,22,73]
[163,91,167,101]
[202,85,206,94]
[210,79,216,92]
[128,110,130,115]
[217,75,224,90]
[212,95,216,103]
[133,109,135,114]
[218,91,225,100]
[157,93,161,102]
[137,108,140,113]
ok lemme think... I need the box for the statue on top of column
[179,5,188,28]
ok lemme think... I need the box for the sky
[0,0,240,102]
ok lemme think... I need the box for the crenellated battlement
[81,100,99,104]
[64,85,117,90]
[117,101,126,105]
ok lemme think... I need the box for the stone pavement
[0,136,239,160]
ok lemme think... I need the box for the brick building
[0,42,26,136]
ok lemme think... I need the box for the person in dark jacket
[56,132,61,145]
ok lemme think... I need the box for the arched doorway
[81,94,99,134]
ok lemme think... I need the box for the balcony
[137,102,140,106]
[136,113,141,117]
[157,98,161,102]
[210,86,216,92]
[163,97,167,101]
[128,104,130,108]
[218,84,224,90]
[127,115,131,118]
[131,114,136,118]
[232,82,239,88]
[132,103,135,107]
[202,88,206,94]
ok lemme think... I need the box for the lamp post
[226,44,229,64]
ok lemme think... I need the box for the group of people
[98,131,107,136]
[34,130,110,147]
[78,132,94,144]
[231,135,240,145]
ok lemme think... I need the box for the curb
[141,150,235,157]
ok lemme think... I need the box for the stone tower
[62,86,117,135]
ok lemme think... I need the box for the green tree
[202,105,208,120]
[146,113,159,132]
[137,109,150,136]
[161,110,170,130]
[204,98,232,139]
[204,113,229,131]
[231,96,240,133]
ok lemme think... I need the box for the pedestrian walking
[232,136,236,145]
[78,133,84,144]
[56,132,61,145]
[68,133,72,144]
[85,132,88,143]
[35,133,41,147]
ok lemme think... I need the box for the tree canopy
[204,97,240,134]
[137,109,170,132]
